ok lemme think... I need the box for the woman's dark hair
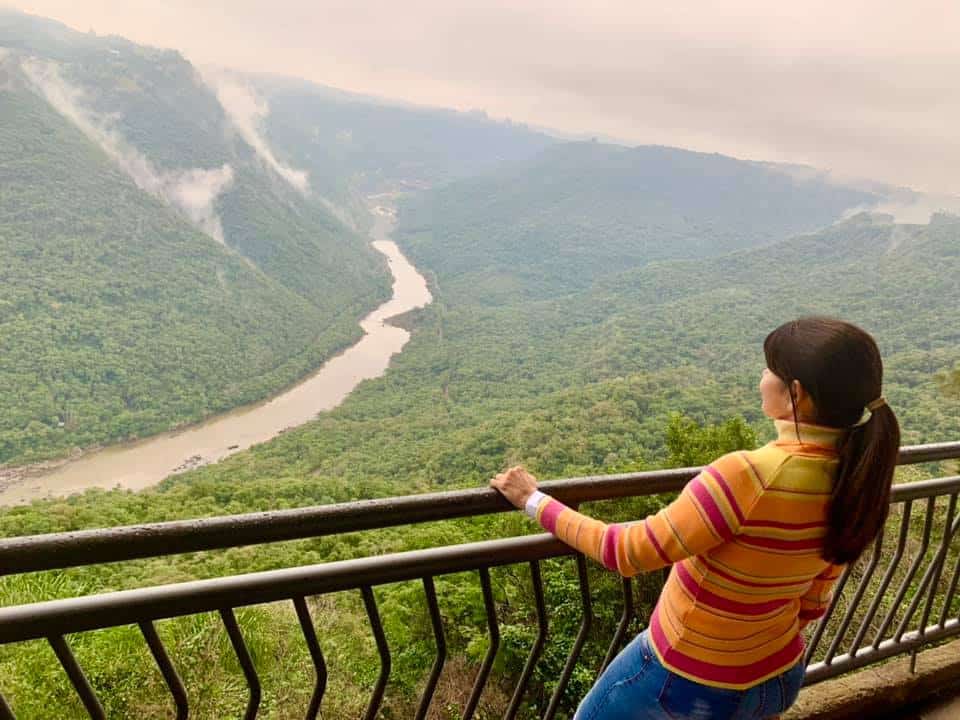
[763,317,900,565]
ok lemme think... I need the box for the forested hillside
[0,10,390,312]
[397,142,878,303]
[0,70,379,464]
[0,11,393,462]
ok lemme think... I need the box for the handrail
[2,440,957,576]
[0,534,573,643]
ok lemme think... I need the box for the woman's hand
[490,465,539,509]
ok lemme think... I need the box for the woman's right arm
[526,452,764,577]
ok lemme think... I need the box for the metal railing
[0,441,958,719]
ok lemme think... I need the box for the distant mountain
[394,142,880,305]
[247,71,557,199]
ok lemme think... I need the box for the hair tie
[851,397,886,428]
[866,397,886,412]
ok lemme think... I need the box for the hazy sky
[9,1,960,194]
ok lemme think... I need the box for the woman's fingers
[490,467,537,506]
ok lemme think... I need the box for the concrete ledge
[785,638,960,719]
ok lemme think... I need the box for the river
[0,206,431,505]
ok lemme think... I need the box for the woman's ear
[791,379,816,420]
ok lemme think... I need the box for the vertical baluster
[361,586,391,720]
[414,576,446,720]
[873,497,936,649]
[803,565,852,666]
[938,544,960,628]
[823,529,885,664]
[292,597,326,720]
[850,501,912,657]
[909,498,959,672]
[139,621,189,720]
[504,561,549,720]
[544,555,593,720]
[48,635,106,720]
[463,567,500,720]
[219,609,261,720]
[918,496,958,629]
[892,498,945,643]
[600,577,634,673]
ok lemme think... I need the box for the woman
[490,317,900,719]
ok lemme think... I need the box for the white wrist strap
[524,490,548,519]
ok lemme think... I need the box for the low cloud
[867,195,960,225]
[20,57,235,243]
[166,165,236,242]
[202,70,309,194]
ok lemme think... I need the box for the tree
[664,413,758,468]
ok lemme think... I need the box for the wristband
[524,490,548,519]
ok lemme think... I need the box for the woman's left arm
[491,455,763,577]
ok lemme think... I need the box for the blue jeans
[573,630,805,719]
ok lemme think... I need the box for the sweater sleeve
[798,563,845,629]
[529,452,763,577]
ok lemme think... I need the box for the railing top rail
[1,441,958,577]
[0,533,574,644]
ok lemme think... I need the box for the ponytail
[764,317,902,565]
[825,404,900,564]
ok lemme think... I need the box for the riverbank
[0,206,432,505]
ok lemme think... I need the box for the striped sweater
[527,420,846,690]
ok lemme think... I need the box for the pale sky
[9,1,960,195]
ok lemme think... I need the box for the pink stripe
[645,519,671,565]
[650,613,804,685]
[676,563,790,616]
[704,465,745,524]
[602,524,623,571]
[689,479,735,541]
[738,535,824,551]
[798,607,827,620]
[699,559,807,589]
[538,499,565,534]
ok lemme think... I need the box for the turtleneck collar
[773,419,846,450]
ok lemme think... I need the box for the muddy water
[0,209,431,505]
